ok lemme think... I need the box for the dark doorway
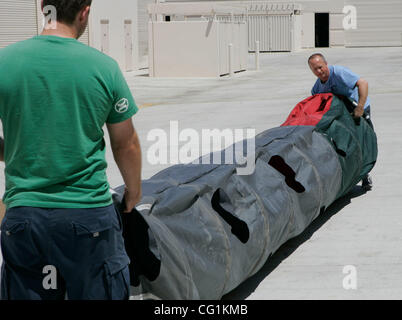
[315,13,329,47]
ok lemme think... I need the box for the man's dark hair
[308,53,327,65]
[43,0,92,25]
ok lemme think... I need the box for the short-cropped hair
[308,53,327,64]
[42,0,92,25]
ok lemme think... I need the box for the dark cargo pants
[0,204,130,300]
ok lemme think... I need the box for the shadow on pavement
[221,185,368,300]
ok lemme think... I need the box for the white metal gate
[0,0,90,49]
[248,14,292,52]
[0,0,38,48]
[217,20,248,75]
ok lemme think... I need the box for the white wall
[329,12,345,47]
[149,20,247,77]
[290,0,345,47]
[150,21,220,77]
[293,13,303,50]
[90,0,139,71]
[344,0,402,47]
[301,12,315,48]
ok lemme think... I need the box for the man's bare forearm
[112,135,142,200]
[114,145,142,191]
[355,79,369,117]
[107,119,142,212]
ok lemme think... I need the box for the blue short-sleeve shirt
[311,65,370,109]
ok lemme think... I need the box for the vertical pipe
[228,43,234,77]
[255,40,260,70]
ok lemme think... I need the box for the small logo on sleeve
[115,98,129,113]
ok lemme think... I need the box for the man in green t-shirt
[0,0,142,300]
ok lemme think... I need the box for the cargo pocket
[1,219,29,236]
[72,215,116,239]
[0,219,40,266]
[70,213,120,263]
[104,254,130,300]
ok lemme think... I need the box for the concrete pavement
[119,46,402,300]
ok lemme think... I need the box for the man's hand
[353,106,364,118]
[123,187,141,213]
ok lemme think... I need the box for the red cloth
[281,93,333,127]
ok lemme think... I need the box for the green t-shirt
[0,35,138,209]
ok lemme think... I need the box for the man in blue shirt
[308,53,373,190]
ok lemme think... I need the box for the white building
[89,0,139,72]
[344,0,402,47]
[138,0,402,54]
[0,0,139,71]
[1,0,401,70]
